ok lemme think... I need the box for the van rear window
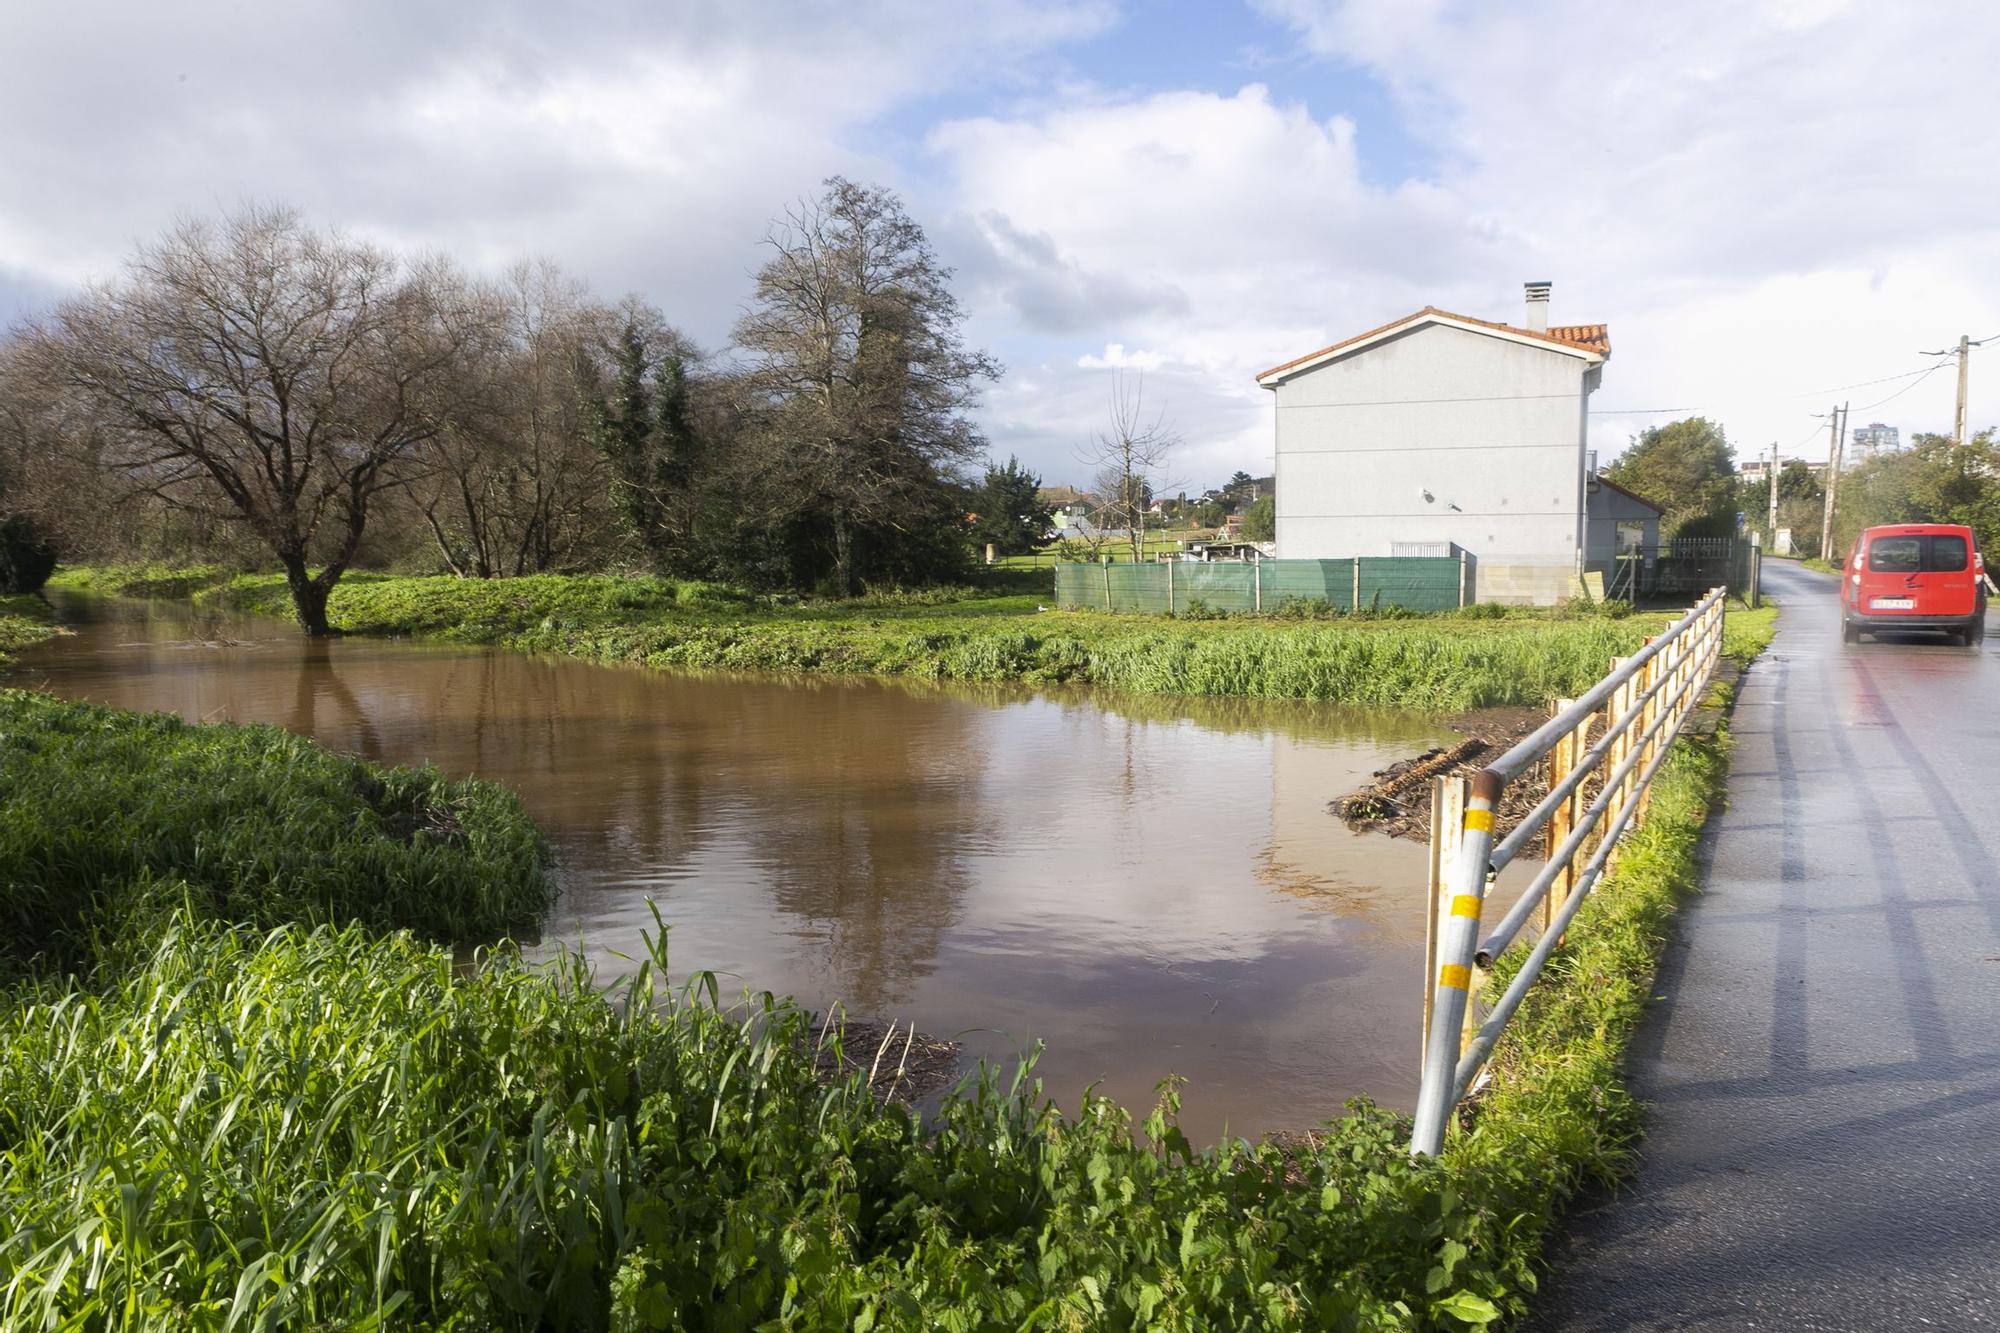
[1868,537,1922,572]
[1867,534,1971,572]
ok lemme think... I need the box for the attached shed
[1584,474,1663,567]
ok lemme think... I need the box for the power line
[1587,356,1960,418]
[1849,358,1954,415]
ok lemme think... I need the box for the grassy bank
[0,689,547,976]
[0,597,1773,1326]
[62,564,1768,712]
[0,595,60,663]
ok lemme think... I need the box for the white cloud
[0,0,1114,348]
[6,0,1997,491]
[930,83,1512,485]
[1253,0,2000,457]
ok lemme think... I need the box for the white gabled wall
[1269,322,1596,603]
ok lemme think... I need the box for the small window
[1868,536,1922,572]
[1930,534,1969,571]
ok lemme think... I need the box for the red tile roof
[1547,323,1610,354]
[1256,306,1611,383]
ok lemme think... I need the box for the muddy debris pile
[1332,706,1589,850]
[805,1016,961,1106]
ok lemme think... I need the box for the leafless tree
[0,341,119,560]
[13,205,466,633]
[409,261,620,577]
[734,177,998,595]
[1080,372,1180,563]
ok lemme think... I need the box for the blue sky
[3,0,1996,489]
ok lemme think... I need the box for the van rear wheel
[1841,619,1860,645]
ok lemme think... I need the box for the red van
[1840,523,1987,645]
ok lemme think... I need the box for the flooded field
[21,592,1490,1142]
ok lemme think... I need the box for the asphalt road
[1530,560,2000,1331]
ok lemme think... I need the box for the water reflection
[24,592,1461,1141]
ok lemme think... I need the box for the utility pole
[1820,403,1848,562]
[1824,400,1848,556]
[1767,440,1779,541]
[1920,333,1994,446]
[1954,334,1970,445]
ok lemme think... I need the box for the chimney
[1523,280,1551,332]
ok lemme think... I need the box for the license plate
[1871,597,1916,610]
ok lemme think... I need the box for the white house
[1256,282,1652,604]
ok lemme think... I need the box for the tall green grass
[167,567,1714,711]
[61,564,1772,711]
[0,910,1516,1331]
[0,690,547,975]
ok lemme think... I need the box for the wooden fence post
[1543,698,1578,937]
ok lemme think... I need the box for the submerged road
[1531,560,2000,1331]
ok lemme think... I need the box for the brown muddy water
[20,592,1518,1143]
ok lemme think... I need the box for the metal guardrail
[1410,586,1730,1156]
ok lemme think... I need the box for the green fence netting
[1052,557,1465,614]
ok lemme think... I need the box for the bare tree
[1080,372,1180,563]
[0,341,119,567]
[14,205,465,633]
[733,177,998,595]
[410,261,620,577]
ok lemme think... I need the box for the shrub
[0,514,56,594]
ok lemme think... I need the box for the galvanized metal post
[1254,559,1263,613]
[1103,559,1113,612]
[1411,769,1501,1157]
[1166,560,1176,615]
[1351,558,1361,611]
[1422,774,1465,1061]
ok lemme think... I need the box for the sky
[3,0,1996,492]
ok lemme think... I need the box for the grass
[0,600,1780,1327]
[51,563,1763,713]
[44,562,234,599]
[0,594,61,663]
[0,689,547,976]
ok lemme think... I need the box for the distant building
[1849,422,1900,457]
[1741,457,1825,485]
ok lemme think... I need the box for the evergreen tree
[969,456,1051,556]
[1607,417,1737,538]
[580,310,703,571]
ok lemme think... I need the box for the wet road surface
[1531,560,2000,1329]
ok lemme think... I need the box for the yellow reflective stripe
[1450,895,1481,919]
[1438,964,1471,990]
[1463,808,1494,833]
